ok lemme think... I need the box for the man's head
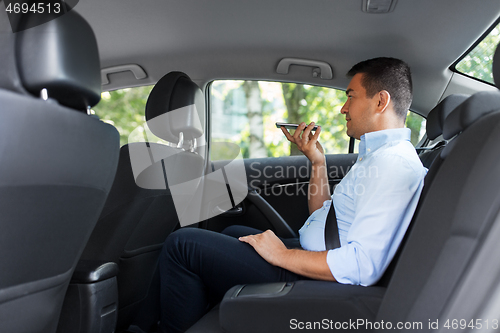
[341,57,413,139]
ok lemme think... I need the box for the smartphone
[275,122,319,131]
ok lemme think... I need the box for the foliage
[93,85,153,146]
[405,111,424,146]
[281,83,349,155]
[456,24,500,84]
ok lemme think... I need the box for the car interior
[2,0,500,333]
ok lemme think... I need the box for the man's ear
[376,90,391,113]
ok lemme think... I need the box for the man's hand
[281,122,330,213]
[281,122,325,165]
[239,230,287,267]
[239,230,336,281]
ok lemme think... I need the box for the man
[159,57,426,332]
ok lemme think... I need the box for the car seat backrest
[376,84,500,327]
[419,94,469,168]
[442,90,500,140]
[0,9,119,333]
[426,94,470,141]
[145,71,206,191]
[78,71,205,330]
[376,93,469,288]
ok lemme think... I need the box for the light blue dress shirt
[299,128,427,286]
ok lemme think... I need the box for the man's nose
[340,100,349,114]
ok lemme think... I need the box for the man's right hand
[281,122,330,214]
[281,122,325,165]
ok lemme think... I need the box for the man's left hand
[239,230,336,281]
[239,230,287,266]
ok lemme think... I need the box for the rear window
[454,20,500,84]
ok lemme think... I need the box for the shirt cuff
[326,248,359,285]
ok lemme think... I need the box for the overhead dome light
[362,0,397,13]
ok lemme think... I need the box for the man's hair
[347,57,413,120]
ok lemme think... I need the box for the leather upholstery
[443,90,500,139]
[15,11,101,111]
[426,94,469,140]
[145,71,205,143]
[80,71,205,330]
[0,10,119,333]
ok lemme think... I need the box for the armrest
[71,260,119,283]
[220,280,386,333]
[59,261,119,333]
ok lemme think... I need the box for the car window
[405,111,426,146]
[92,83,425,152]
[454,20,500,84]
[92,85,169,147]
[210,80,426,160]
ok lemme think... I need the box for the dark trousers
[159,226,307,333]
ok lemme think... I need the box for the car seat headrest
[15,10,101,111]
[145,72,204,143]
[443,91,500,139]
[426,94,469,140]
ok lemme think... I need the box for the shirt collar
[358,128,411,158]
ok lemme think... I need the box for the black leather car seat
[374,93,470,289]
[0,10,119,333]
[375,88,500,331]
[77,71,205,330]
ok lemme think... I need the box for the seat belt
[324,201,341,250]
[325,137,349,249]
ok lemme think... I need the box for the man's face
[340,73,378,140]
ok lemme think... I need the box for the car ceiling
[76,1,500,115]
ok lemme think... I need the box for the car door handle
[276,58,333,79]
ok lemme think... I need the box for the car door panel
[205,153,357,234]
